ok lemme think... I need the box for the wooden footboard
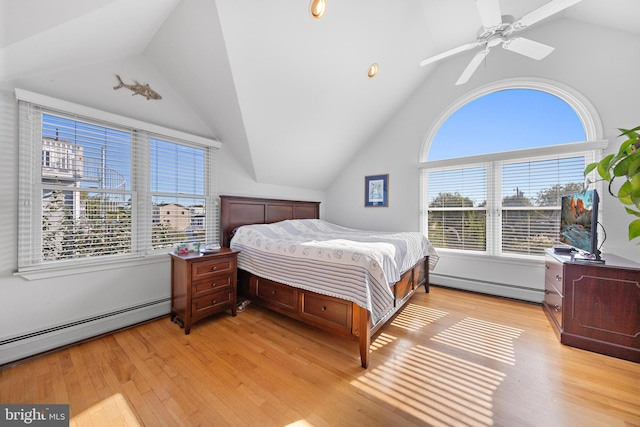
[237,256,428,368]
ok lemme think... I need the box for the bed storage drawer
[300,292,352,332]
[255,277,297,310]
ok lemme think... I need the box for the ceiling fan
[419,0,584,85]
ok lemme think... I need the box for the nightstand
[169,248,239,334]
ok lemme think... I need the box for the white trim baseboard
[430,273,543,303]
[0,298,171,367]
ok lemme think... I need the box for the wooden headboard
[219,195,320,247]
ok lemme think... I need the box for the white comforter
[230,219,438,324]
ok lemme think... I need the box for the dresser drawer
[192,274,233,298]
[300,292,352,331]
[191,289,233,319]
[544,256,564,295]
[544,278,563,328]
[191,256,235,280]
[255,277,297,310]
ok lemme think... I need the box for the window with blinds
[17,90,220,271]
[501,156,585,256]
[150,138,209,250]
[423,149,598,258]
[426,166,487,251]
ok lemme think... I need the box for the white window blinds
[17,89,220,271]
[426,165,488,251]
[422,143,604,258]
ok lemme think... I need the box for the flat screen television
[559,189,601,260]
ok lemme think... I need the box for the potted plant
[585,126,640,244]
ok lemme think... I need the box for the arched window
[419,79,606,258]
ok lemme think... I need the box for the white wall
[325,19,640,301]
[0,55,323,365]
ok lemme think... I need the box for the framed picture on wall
[364,174,388,207]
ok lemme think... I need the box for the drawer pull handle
[211,282,217,287]
[321,306,327,312]
[211,266,217,271]
[212,299,217,304]
[555,274,562,282]
[271,290,276,295]
[554,304,561,312]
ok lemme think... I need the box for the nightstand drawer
[192,274,233,298]
[192,289,233,318]
[191,256,235,280]
[170,249,239,334]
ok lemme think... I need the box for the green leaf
[626,207,640,218]
[618,127,640,139]
[618,137,638,155]
[618,180,632,204]
[584,162,598,177]
[597,154,615,181]
[629,219,640,241]
[613,156,632,177]
[628,156,640,176]
[631,173,640,207]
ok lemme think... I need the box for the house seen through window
[17,91,219,271]
[422,88,600,258]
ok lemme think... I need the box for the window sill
[433,249,543,267]
[14,253,171,281]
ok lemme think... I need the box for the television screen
[559,189,599,257]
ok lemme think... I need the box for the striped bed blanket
[229,219,439,325]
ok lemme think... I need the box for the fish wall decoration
[113,74,162,100]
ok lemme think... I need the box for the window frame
[422,142,606,259]
[419,79,607,261]
[16,89,221,280]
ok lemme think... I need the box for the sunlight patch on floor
[431,317,523,365]
[370,332,398,351]
[71,393,141,426]
[352,345,506,426]
[390,303,448,331]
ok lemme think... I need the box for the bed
[220,195,438,368]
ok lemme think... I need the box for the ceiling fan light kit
[420,0,584,85]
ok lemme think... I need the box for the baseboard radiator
[430,273,544,303]
[0,298,171,367]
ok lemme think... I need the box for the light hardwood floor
[1,286,638,427]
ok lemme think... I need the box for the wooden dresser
[169,248,239,334]
[543,249,640,362]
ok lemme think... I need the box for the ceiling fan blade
[516,0,584,29]
[475,0,503,29]
[455,49,489,85]
[419,42,479,67]
[503,37,555,60]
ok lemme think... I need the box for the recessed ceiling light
[310,0,326,19]
[368,63,378,78]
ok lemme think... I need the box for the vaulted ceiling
[1,0,638,190]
